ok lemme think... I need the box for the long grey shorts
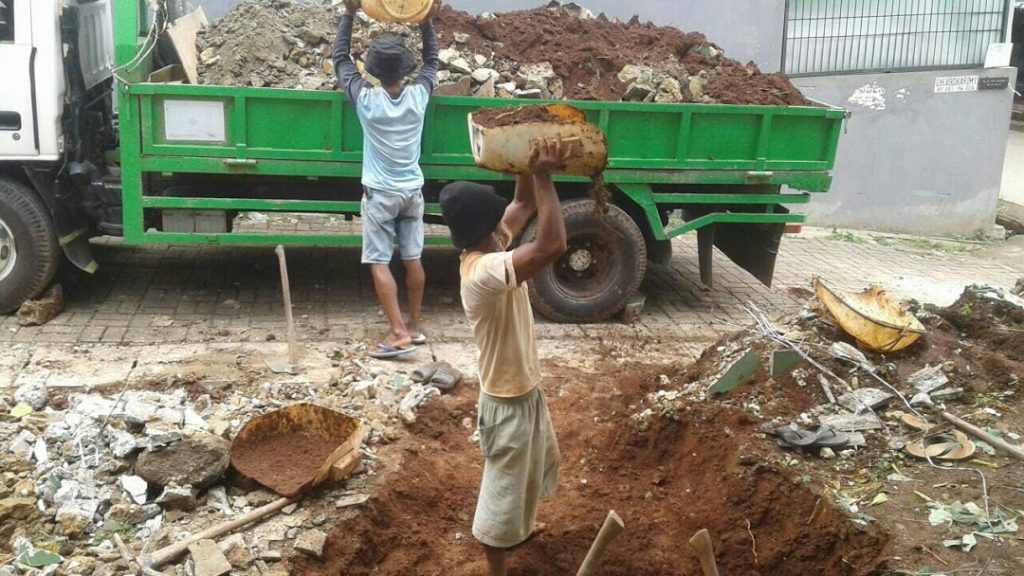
[472,386,560,549]
[361,187,425,265]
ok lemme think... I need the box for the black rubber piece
[0,178,59,314]
[522,199,647,323]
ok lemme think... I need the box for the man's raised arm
[333,0,367,103]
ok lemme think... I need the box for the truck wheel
[523,199,647,323]
[0,178,59,314]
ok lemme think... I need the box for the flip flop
[905,430,976,461]
[811,425,850,448]
[411,333,428,346]
[429,362,463,391]
[410,363,439,383]
[369,344,417,360]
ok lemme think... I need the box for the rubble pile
[196,0,813,106]
[0,346,451,575]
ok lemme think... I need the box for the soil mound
[197,0,813,106]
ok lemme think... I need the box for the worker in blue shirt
[335,0,440,359]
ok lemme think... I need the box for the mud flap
[697,208,788,289]
[23,168,99,275]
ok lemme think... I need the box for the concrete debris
[837,388,893,413]
[119,475,149,505]
[192,1,804,106]
[16,284,65,326]
[819,413,885,432]
[155,483,199,511]
[908,364,950,394]
[14,381,48,410]
[187,539,232,576]
[398,384,441,425]
[134,432,230,490]
[294,529,328,558]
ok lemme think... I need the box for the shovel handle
[275,246,299,366]
[688,529,721,576]
[575,510,625,576]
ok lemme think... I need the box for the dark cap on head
[439,182,508,250]
[365,34,416,83]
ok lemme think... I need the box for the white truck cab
[0,0,115,312]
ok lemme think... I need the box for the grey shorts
[361,187,425,265]
[472,386,560,549]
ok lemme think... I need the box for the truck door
[0,0,38,157]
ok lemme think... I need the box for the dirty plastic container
[469,104,609,177]
[361,0,434,23]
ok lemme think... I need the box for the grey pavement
[1,228,1020,349]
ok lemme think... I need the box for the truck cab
[0,0,116,312]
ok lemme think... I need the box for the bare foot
[385,330,413,349]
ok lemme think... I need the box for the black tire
[522,199,647,323]
[0,178,59,314]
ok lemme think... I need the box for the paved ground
[2,227,1020,348]
[1,227,1021,391]
[1003,128,1024,206]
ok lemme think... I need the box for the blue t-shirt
[333,15,439,193]
[354,85,430,192]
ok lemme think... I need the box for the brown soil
[473,105,567,128]
[434,5,812,105]
[293,370,889,576]
[231,431,338,497]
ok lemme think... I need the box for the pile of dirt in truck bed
[472,105,569,128]
[196,0,814,106]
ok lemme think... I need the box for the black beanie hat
[365,34,416,83]
[439,182,508,250]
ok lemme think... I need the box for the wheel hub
[568,248,594,272]
[0,216,16,283]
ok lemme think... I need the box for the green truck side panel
[114,1,845,250]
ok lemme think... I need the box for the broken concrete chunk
[471,67,499,84]
[336,493,370,509]
[837,388,894,413]
[910,392,935,407]
[908,365,950,394]
[819,412,884,432]
[187,539,232,576]
[155,484,198,511]
[398,384,441,425]
[135,432,230,490]
[294,529,327,559]
[16,284,64,326]
[14,381,48,410]
[435,76,473,97]
[119,475,148,505]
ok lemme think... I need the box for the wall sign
[934,75,979,94]
[978,77,1010,91]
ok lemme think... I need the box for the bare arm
[511,139,572,284]
[333,3,367,103]
[500,174,538,239]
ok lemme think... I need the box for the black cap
[365,34,416,83]
[439,182,508,250]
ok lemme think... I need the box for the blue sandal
[369,344,417,360]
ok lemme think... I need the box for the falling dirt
[293,368,889,576]
[231,431,338,497]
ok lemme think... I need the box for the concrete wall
[792,68,1017,236]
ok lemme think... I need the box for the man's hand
[528,137,573,175]
[344,0,360,15]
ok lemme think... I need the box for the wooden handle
[688,529,720,576]
[142,496,297,568]
[942,412,1024,461]
[576,510,625,576]
[275,246,299,366]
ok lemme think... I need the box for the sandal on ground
[369,344,417,360]
[429,362,463,392]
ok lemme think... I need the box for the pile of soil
[293,370,888,576]
[231,431,339,497]
[473,105,568,128]
[196,1,813,106]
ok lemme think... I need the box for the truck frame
[0,0,846,322]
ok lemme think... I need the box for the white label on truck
[934,76,978,94]
[164,100,226,142]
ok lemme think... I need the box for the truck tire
[523,199,647,323]
[0,178,59,314]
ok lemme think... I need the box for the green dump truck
[0,0,846,322]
